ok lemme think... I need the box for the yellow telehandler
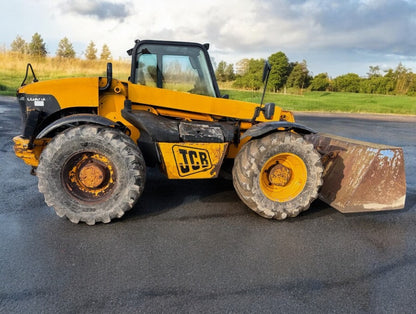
[13,39,406,224]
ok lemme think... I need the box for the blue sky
[2,0,416,77]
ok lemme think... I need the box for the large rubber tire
[232,132,323,220]
[37,125,146,225]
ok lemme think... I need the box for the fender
[241,121,316,140]
[36,114,120,139]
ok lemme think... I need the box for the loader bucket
[305,133,406,213]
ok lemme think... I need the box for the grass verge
[221,89,416,115]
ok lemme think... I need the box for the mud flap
[305,133,406,213]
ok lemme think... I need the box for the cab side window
[136,54,157,87]
[134,43,216,97]
[162,55,199,93]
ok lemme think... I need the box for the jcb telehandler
[13,39,406,225]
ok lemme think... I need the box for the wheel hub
[268,163,292,186]
[259,152,308,202]
[64,152,116,202]
[78,162,106,188]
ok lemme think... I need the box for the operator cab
[128,40,220,97]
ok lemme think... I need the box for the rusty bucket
[306,133,406,213]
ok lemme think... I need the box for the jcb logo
[172,145,213,177]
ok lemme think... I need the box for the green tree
[405,73,416,96]
[394,63,411,94]
[85,41,97,60]
[360,76,391,95]
[233,58,264,90]
[225,63,235,81]
[333,73,361,92]
[268,51,290,92]
[100,44,112,60]
[215,61,227,82]
[28,33,47,57]
[383,69,396,94]
[310,73,330,91]
[286,60,311,89]
[216,61,236,82]
[56,37,76,58]
[10,35,27,54]
[367,65,381,78]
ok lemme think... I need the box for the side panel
[18,77,99,109]
[158,142,228,179]
[127,83,282,122]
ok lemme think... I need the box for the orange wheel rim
[62,152,116,202]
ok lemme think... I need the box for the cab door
[130,40,220,97]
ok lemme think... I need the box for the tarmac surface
[0,95,415,313]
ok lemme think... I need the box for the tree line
[215,53,416,96]
[10,33,112,60]
[8,34,416,96]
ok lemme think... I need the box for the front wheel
[232,132,323,220]
[37,125,146,225]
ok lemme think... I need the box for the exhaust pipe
[99,63,113,91]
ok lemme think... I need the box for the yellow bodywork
[14,70,406,213]
[96,80,295,177]
[158,142,229,179]
[127,83,285,121]
[16,77,294,176]
[13,136,49,167]
[17,77,99,109]
[99,80,295,144]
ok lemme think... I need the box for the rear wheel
[37,125,146,225]
[232,132,322,220]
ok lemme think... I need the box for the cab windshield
[134,43,216,97]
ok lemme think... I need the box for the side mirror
[260,61,271,106]
[262,61,271,83]
[263,103,275,120]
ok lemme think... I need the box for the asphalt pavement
[0,95,415,313]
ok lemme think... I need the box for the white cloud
[62,0,132,21]
[2,0,416,76]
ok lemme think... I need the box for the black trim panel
[241,121,316,139]
[36,114,117,139]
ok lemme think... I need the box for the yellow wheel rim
[259,153,307,202]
